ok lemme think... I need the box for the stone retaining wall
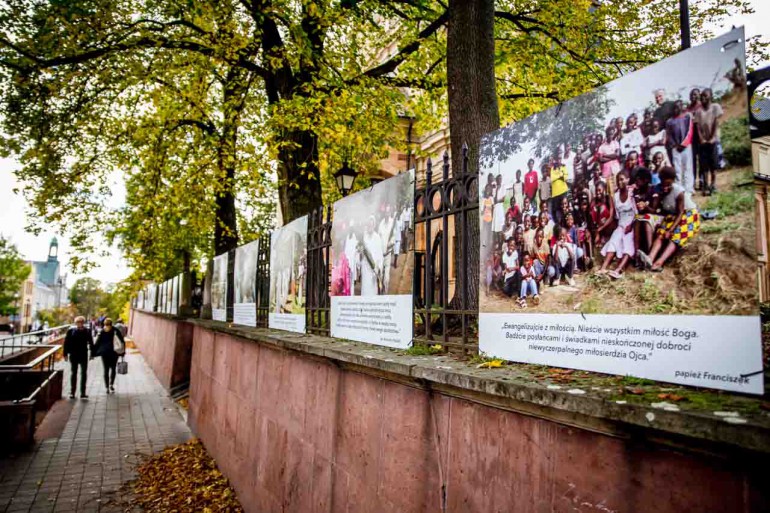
[178,319,768,513]
[129,310,193,390]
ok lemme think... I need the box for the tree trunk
[213,70,244,255]
[447,0,499,176]
[446,0,499,312]
[276,128,323,223]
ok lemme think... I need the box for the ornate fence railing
[256,233,271,328]
[413,146,479,355]
[306,205,333,337]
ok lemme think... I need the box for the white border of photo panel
[233,239,259,327]
[329,170,415,349]
[477,28,763,394]
[211,252,228,322]
[170,276,179,315]
[268,215,308,334]
[480,313,763,394]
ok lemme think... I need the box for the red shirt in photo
[523,170,539,200]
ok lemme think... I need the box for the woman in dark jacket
[94,318,125,393]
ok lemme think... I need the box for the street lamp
[55,276,63,308]
[334,161,358,197]
[12,292,19,334]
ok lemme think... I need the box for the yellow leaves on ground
[133,438,243,512]
[476,359,504,369]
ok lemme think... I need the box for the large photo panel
[234,239,259,327]
[211,252,228,322]
[330,170,415,348]
[170,275,179,315]
[478,28,762,394]
[269,215,308,333]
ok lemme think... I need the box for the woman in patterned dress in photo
[637,166,700,272]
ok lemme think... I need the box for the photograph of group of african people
[479,31,757,315]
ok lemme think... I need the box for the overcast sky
[0,1,768,288]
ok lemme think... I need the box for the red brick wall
[129,310,192,390]
[187,324,768,513]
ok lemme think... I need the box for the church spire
[48,237,58,262]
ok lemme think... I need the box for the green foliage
[0,0,761,279]
[721,116,752,167]
[37,305,78,327]
[0,236,31,316]
[69,278,105,319]
[404,344,444,356]
[101,281,133,321]
[68,277,133,320]
[704,172,754,216]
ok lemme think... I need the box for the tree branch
[170,119,217,136]
[1,33,270,79]
[500,91,559,100]
[362,9,448,79]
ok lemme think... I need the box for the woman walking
[94,318,125,394]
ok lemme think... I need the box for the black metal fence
[306,206,333,337]
[413,146,479,355]
[256,234,271,328]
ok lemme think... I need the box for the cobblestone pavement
[0,351,191,512]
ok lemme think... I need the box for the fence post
[256,234,271,328]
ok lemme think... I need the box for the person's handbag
[113,333,126,355]
[117,356,128,375]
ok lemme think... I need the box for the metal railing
[0,344,61,373]
[414,147,479,355]
[0,325,69,360]
[306,205,333,336]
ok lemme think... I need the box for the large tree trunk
[446,0,499,312]
[213,69,244,255]
[276,128,323,223]
[214,135,239,255]
[447,0,499,175]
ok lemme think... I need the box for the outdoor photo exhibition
[330,170,415,347]
[211,252,228,322]
[268,215,307,333]
[6,0,770,509]
[478,28,763,393]
[234,239,259,326]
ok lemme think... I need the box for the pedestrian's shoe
[567,277,576,286]
[69,393,75,399]
[81,394,89,399]
[110,386,115,393]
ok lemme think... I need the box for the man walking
[63,316,94,399]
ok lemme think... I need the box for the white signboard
[234,240,259,327]
[477,29,763,394]
[330,170,415,348]
[170,276,179,315]
[211,253,228,322]
[269,216,307,334]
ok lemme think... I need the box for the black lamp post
[679,0,690,50]
[334,161,358,197]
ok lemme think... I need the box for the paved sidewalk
[0,350,191,512]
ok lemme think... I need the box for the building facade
[10,238,70,332]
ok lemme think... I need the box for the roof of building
[30,260,59,287]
